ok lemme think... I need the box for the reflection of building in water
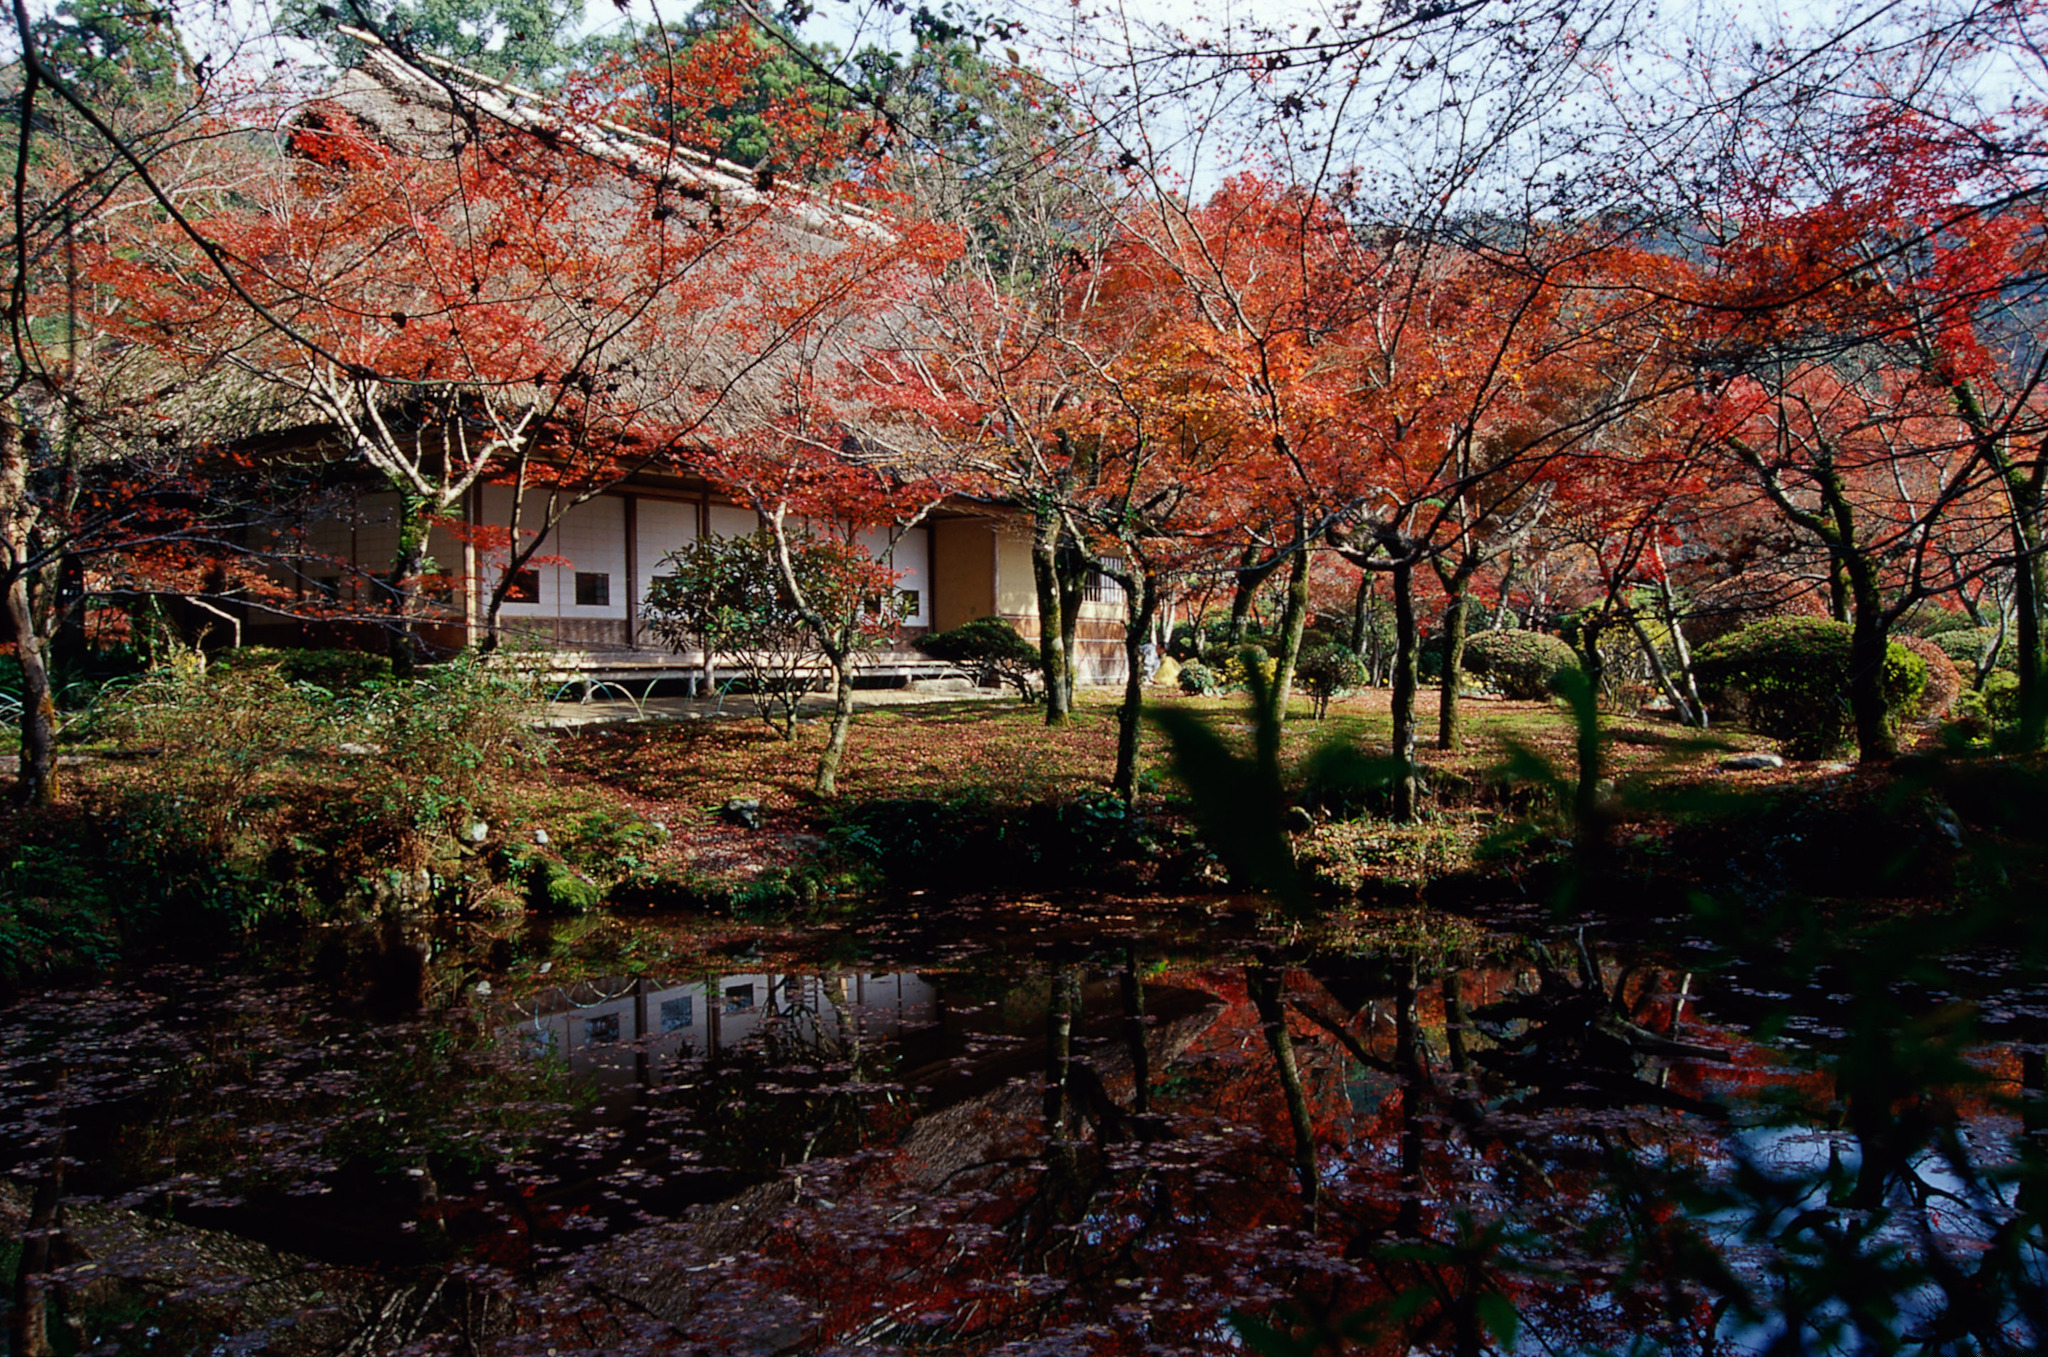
[513,972,938,1083]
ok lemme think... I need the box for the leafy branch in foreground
[1148,647,1402,913]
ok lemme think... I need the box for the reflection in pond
[513,971,938,1079]
[2,915,2044,1354]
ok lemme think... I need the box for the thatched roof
[325,26,892,243]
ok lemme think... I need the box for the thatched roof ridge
[329,26,892,243]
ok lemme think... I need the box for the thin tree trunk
[1656,571,1708,728]
[1113,568,1160,802]
[1226,542,1261,645]
[1,412,57,806]
[1390,559,1420,823]
[1492,550,1520,630]
[384,488,432,678]
[1349,569,1372,655]
[1031,512,1071,726]
[1628,607,1697,726]
[1058,556,1084,710]
[1267,545,1310,726]
[6,575,58,808]
[2013,494,2047,748]
[1437,578,1472,750]
[1846,578,1897,762]
[813,651,857,797]
[1576,616,1609,702]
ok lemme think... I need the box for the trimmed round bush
[1693,617,1927,758]
[1894,634,1962,718]
[1931,627,2011,673]
[1177,661,1221,696]
[1460,629,1580,700]
[915,616,1042,700]
[916,616,1037,666]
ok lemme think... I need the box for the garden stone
[723,797,763,830]
[1718,752,1785,771]
[461,820,489,844]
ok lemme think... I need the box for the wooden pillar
[624,493,640,650]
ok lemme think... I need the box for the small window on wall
[575,572,611,607]
[660,996,694,1032]
[725,984,755,1013]
[503,568,540,604]
[1084,570,1122,604]
[897,588,921,619]
[585,1013,620,1044]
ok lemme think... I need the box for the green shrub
[1178,661,1221,696]
[1931,627,2011,673]
[1693,617,1927,758]
[915,616,1041,701]
[1168,621,1271,662]
[1907,608,1977,638]
[1461,629,1581,700]
[213,646,393,692]
[1219,650,1278,694]
[343,655,546,841]
[1295,643,1366,719]
[1895,634,1962,718]
[1947,670,2022,740]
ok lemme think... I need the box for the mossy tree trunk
[1111,560,1160,803]
[383,486,432,679]
[1349,569,1373,656]
[1389,557,1421,822]
[1057,552,1085,709]
[1,412,58,807]
[1031,508,1072,727]
[1435,560,1477,750]
[1266,543,1311,727]
[1226,541,1263,645]
[815,647,858,798]
[1331,530,1424,822]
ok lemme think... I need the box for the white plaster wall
[706,503,760,540]
[858,526,929,626]
[477,484,557,613]
[635,497,699,599]
[553,497,628,621]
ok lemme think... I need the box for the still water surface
[2,901,2043,1354]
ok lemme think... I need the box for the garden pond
[3,893,2045,1355]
